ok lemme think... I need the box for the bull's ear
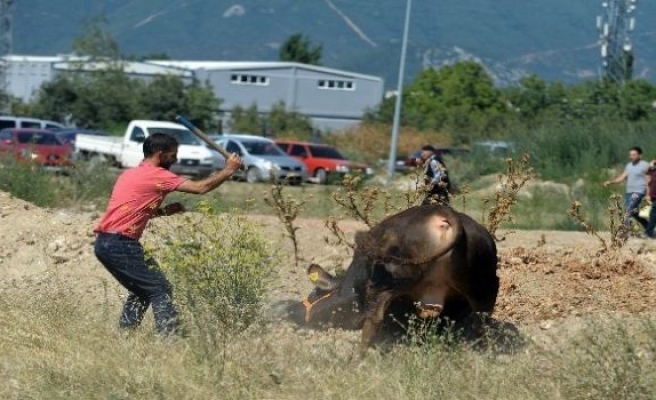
[307,264,338,291]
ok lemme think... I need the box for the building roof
[3,55,381,82]
[52,61,193,78]
[147,60,382,82]
[3,54,90,63]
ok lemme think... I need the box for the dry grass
[263,181,309,268]
[322,122,451,166]
[482,153,533,240]
[1,277,655,399]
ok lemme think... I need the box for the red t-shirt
[95,162,187,239]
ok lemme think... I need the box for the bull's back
[448,211,499,312]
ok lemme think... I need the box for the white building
[3,55,384,131]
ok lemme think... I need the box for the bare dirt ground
[2,189,656,340]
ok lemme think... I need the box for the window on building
[231,74,270,86]
[317,79,355,91]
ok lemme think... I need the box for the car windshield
[241,140,286,156]
[148,128,200,146]
[309,145,345,160]
[17,131,63,146]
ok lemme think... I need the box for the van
[0,116,66,130]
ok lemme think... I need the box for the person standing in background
[419,145,451,206]
[604,146,650,237]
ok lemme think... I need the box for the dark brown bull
[284,204,499,356]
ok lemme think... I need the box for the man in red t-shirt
[94,133,242,336]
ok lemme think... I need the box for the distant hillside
[12,0,656,87]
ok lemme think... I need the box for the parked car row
[0,115,375,184]
[205,135,375,185]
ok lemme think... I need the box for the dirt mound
[2,189,656,330]
[0,190,100,283]
[496,246,656,324]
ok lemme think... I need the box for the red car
[276,140,374,184]
[0,128,74,171]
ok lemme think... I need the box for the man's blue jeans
[624,192,648,230]
[94,233,178,336]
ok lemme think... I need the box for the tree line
[366,61,656,145]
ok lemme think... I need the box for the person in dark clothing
[419,145,451,206]
[94,133,242,336]
[645,160,656,238]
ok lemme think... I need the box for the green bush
[0,156,60,207]
[61,160,117,206]
[0,156,117,209]
[511,120,656,182]
[153,201,273,353]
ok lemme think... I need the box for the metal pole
[386,0,412,182]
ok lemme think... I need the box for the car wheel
[246,166,260,183]
[314,168,328,184]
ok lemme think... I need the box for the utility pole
[597,0,637,83]
[386,0,412,182]
[0,0,14,112]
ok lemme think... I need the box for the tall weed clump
[0,156,116,209]
[154,201,273,353]
[61,160,117,207]
[0,156,59,207]
[512,120,656,182]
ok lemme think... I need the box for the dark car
[396,146,470,172]
[54,128,109,146]
[0,128,74,171]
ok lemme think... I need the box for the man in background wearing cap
[419,145,451,206]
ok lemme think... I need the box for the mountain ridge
[12,1,656,87]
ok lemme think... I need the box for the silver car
[212,134,307,184]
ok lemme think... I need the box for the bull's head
[286,263,365,330]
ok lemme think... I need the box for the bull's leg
[359,290,397,357]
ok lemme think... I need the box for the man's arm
[604,171,627,187]
[176,154,242,195]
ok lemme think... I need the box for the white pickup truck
[74,120,224,177]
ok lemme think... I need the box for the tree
[183,79,222,131]
[0,88,9,113]
[230,104,262,134]
[266,101,313,138]
[72,14,120,60]
[29,74,80,122]
[279,33,322,65]
[138,76,221,130]
[228,102,314,137]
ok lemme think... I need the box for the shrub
[152,201,273,353]
[0,156,59,207]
